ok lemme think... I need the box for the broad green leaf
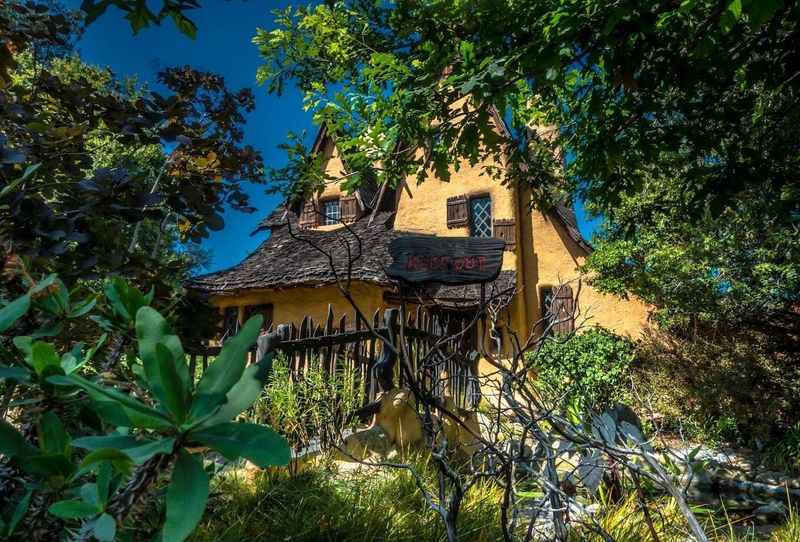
[93,513,116,542]
[96,461,112,508]
[163,451,209,542]
[200,353,274,427]
[73,435,176,464]
[38,412,70,456]
[0,366,31,383]
[48,499,99,519]
[72,435,140,451]
[135,307,189,402]
[48,375,173,429]
[68,296,97,319]
[0,419,36,458]
[80,449,133,475]
[156,343,187,423]
[190,315,262,419]
[190,422,290,468]
[7,487,32,534]
[0,294,30,333]
[81,483,101,510]
[31,342,61,376]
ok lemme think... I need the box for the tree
[1,2,264,295]
[583,175,799,343]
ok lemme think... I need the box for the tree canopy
[1,2,264,294]
[253,0,799,336]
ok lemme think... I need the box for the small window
[322,199,340,225]
[469,196,492,237]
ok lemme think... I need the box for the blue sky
[67,1,601,273]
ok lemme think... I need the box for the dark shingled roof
[188,212,400,294]
[188,211,519,307]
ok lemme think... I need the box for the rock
[339,425,394,461]
[753,502,787,522]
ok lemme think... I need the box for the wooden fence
[187,304,481,411]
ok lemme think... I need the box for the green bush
[526,327,635,413]
[249,355,365,453]
[632,328,800,446]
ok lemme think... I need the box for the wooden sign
[387,236,505,285]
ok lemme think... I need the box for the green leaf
[68,296,97,319]
[93,513,116,542]
[136,306,189,404]
[38,412,70,455]
[169,11,198,39]
[0,419,37,458]
[726,0,743,20]
[163,451,209,542]
[73,435,176,464]
[190,315,262,420]
[190,422,290,468]
[79,448,133,475]
[7,487,32,534]
[0,294,30,333]
[48,499,100,519]
[156,343,187,423]
[31,342,61,376]
[200,353,274,427]
[0,366,31,383]
[0,163,41,198]
[96,461,112,508]
[48,375,173,429]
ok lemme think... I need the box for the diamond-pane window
[322,199,340,225]
[469,196,492,237]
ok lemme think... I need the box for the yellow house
[187,114,650,350]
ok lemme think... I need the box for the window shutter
[298,200,318,229]
[447,195,468,228]
[340,195,359,223]
[550,285,575,334]
[493,219,516,251]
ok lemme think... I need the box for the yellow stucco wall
[211,282,387,331]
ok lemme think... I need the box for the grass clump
[190,455,503,542]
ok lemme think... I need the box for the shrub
[526,327,636,413]
[632,327,800,446]
[249,355,365,453]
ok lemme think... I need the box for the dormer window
[469,196,492,237]
[322,198,340,225]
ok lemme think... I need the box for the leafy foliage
[1,3,264,293]
[0,275,290,541]
[251,354,365,453]
[527,327,635,413]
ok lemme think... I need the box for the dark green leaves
[0,294,30,333]
[0,419,37,458]
[48,499,99,519]
[190,422,290,468]
[163,451,209,542]
[48,374,173,430]
[156,343,188,423]
[190,315,262,419]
